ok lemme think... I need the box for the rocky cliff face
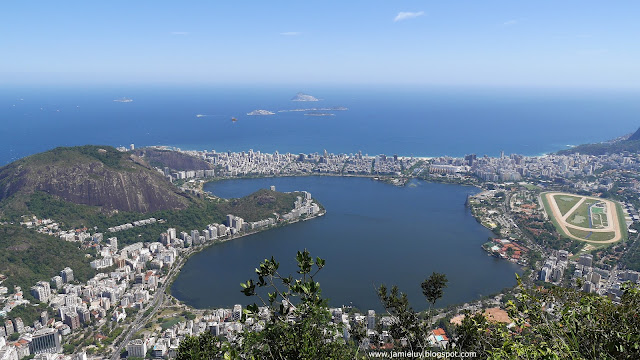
[0,146,192,213]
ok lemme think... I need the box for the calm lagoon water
[171,176,522,311]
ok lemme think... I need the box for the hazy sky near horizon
[2,1,639,88]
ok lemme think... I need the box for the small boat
[231,117,238,122]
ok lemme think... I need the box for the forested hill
[0,224,94,291]
[557,129,639,155]
[0,145,194,215]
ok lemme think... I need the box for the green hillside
[0,224,95,291]
[558,129,640,155]
[219,189,304,222]
[0,145,193,215]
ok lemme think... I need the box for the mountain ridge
[557,129,640,155]
[0,145,193,216]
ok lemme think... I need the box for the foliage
[29,145,126,169]
[0,144,193,221]
[514,211,583,253]
[24,192,103,228]
[0,224,95,290]
[621,231,640,271]
[62,344,75,354]
[6,303,50,326]
[176,332,222,360]
[219,189,303,222]
[238,249,356,359]
[176,249,640,359]
[7,187,306,246]
[181,311,196,320]
[177,250,356,360]
[377,284,432,352]
[0,145,126,171]
[421,272,448,307]
[124,307,138,317]
[376,272,448,354]
[161,316,186,331]
[453,276,640,359]
[558,139,640,156]
[101,326,123,345]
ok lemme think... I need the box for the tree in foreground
[176,331,222,360]
[178,249,356,359]
[237,249,356,359]
[176,251,640,359]
[454,275,640,359]
[422,272,448,307]
[376,271,448,353]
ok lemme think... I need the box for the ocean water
[2,86,640,166]
[171,176,522,311]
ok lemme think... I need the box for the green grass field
[616,202,629,242]
[588,231,616,242]
[566,227,615,241]
[566,227,591,238]
[567,199,599,227]
[161,316,186,330]
[542,192,625,244]
[591,208,608,228]
[553,194,582,216]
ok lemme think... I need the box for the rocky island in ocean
[291,92,319,102]
[304,112,334,117]
[247,109,276,116]
[278,106,348,113]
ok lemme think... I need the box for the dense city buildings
[3,145,640,359]
[0,186,324,359]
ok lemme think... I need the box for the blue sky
[2,1,639,88]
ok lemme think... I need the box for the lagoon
[170,176,522,311]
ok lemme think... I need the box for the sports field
[566,227,616,242]
[553,194,582,216]
[566,199,598,227]
[541,192,624,244]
